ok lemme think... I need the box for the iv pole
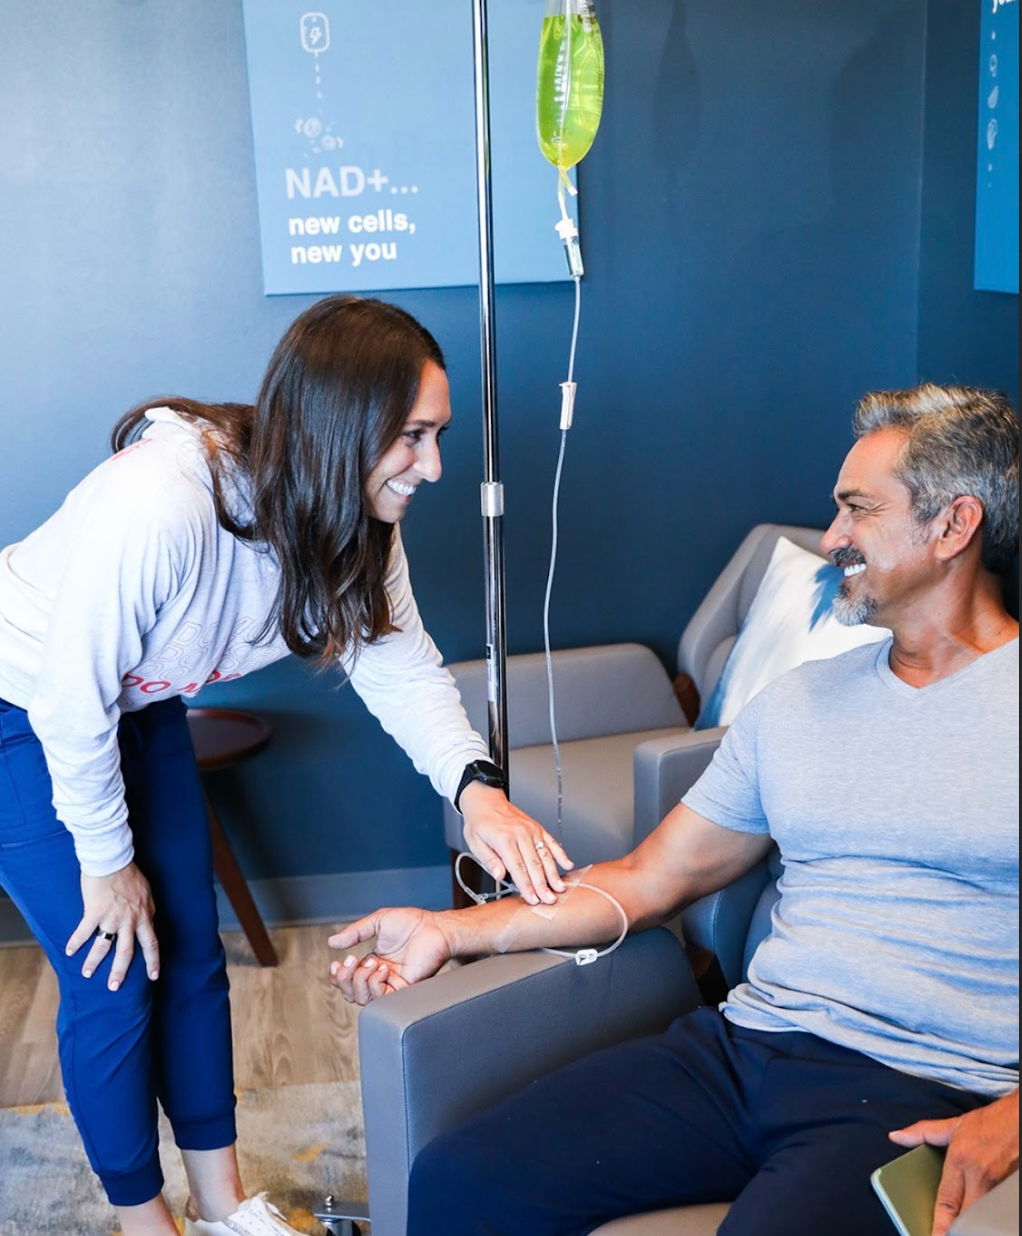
[470,0,509,778]
[316,18,508,1230]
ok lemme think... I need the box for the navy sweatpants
[0,696,236,1206]
[408,1004,986,1236]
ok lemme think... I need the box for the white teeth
[386,480,416,497]
[843,563,866,577]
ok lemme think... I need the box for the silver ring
[96,929,117,941]
[534,840,547,853]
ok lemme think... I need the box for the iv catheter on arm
[455,851,627,965]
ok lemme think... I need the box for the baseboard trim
[212,865,453,931]
[0,865,452,946]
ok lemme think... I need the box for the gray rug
[0,1082,366,1235]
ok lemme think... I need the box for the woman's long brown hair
[111,296,445,665]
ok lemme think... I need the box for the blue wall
[1,1,1016,900]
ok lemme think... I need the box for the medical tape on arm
[491,864,591,952]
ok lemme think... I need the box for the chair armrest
[358,928,700,1236]
[684,858,774,989]
[633,726,727,845]
[948,1171,1019,1236]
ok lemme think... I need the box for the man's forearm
[437,853,672,960]
[436,801,772,961]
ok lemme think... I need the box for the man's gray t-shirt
[683,637,1019,1098]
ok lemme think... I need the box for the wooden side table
[186,707,279,967]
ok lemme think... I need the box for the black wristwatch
[454,759,509,813]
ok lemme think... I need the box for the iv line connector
[480,481,505,517]
[559,381,577,431]
[563,238,584,277]
[554,216,584,278]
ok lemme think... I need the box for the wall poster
[974,0,1019,294]
[241,1,575,295]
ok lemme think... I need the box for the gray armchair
[442,523,827,891]
[357,837,1018,1236]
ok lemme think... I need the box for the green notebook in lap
[872,1145,946,1236]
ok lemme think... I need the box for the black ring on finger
[95,929,117,941]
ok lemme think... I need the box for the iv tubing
[543,273,582,841]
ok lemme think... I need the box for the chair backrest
[448,643,685,749]
[678,523,826,705]
[684,851,782,991]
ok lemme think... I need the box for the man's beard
[830,548,878,626]
[832,580,879,626]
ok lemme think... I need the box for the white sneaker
[184,1192,306,1235]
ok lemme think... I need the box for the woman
[0,296,572,1236]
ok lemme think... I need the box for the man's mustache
[831,548,866,569]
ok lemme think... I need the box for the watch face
[469,761,501,780]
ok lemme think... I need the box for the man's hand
[328,907,453,1006]
[65,861,160,991]
[889,1089,1019,1236]
[459,782,573,906]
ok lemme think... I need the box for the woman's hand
[328,907,452,1006]
[65,861,160,991]
[459,783,574,905]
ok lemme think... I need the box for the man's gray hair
[853,383,1019,575]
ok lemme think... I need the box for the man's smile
[831,548,867,578]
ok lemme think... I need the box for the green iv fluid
[536,9,605,175]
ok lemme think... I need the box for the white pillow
[696,535,889,728]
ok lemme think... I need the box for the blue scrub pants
[0,696,236,1207]
[408,1005,987,1236]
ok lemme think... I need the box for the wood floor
[0,924,363,1107]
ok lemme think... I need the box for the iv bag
[536,0,604,179]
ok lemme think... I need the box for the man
[330,384,1019,1236]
